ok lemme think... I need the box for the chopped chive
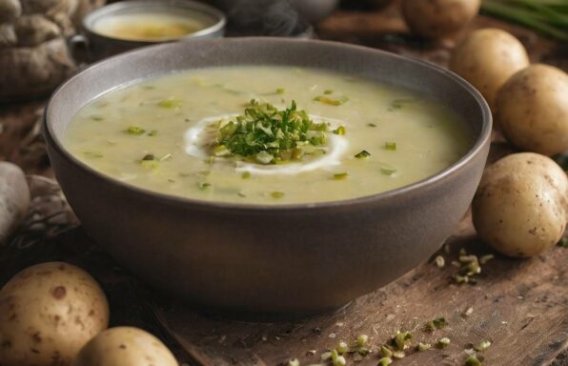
[336,341,349,354]
[198,182,211,190]
[380,345,393,358]
[158,98,182,109]
[333,172,348,180]
[241,171,251,179]
[392,351,405,359]
[141,154,155,161]
[355,150,371,159]
[147,129,158,136]
[367,123,377,127]
[125,126,146,135]
[271,191,285,199]
[378,357,393,366]
[425,317,448,332]
[356,334,369,347]
[380,163,397,176]
[324,89,334,95]
[436,337,451,349]
[465,354,483,366]
[417,342,432,351]
[212,100,329,165]
[276,88,285,94]
[287,359,300,366]
[390,331,412,351]
[83,151,103,158]
[388,98,414,111]
[90,115,104,121]
[313,95,349,106]
[474,340,492,352]
[385,142,397,151]
[333,126,346,135]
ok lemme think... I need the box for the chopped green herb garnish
[392,351,405,359]
[211,100,330,165]
[417,342,432,351]
[158,98,182,109]
[125,126,146,135]
[388,98,414,111]
[425,317,448,332]
[367,123,377,127]
[276,88,285,94]
[336,341,349,354]
[198,182,211,190]
[380,163,397,176]
[356,334,369,347]
[390,331,412,351]
[436,337,451,349]
[147,129,158,136]
[333,172,348,180]
[241,171,251,179]
[465,354,483,366]
[479,254,495,264]
[330,350,346,366]
[90,115,104,121]
[141,154,155,161]
[380,345,393,358]
[271,191,285,199]
[287,358,300,366]
[324,89,334,95]
[385,142,397,151]
[355,150,371,159]
[313,95,349,106]
[474,340,492,352]
[83,151,103,159]
[333,126,346,135]
[378,357,393,366]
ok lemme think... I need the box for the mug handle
[68,34,91,65]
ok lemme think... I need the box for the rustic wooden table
[1,3,567,366]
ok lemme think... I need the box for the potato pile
[448,27,568,257]
[0,0,103,100]
[0,262,178,366]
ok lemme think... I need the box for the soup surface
[93,13,205,41]
[65,66,473,204]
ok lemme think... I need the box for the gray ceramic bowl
[45,38,491,317]
[71,0,226,61]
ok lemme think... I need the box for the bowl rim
[45,37,492,213]
[82,0,227,42]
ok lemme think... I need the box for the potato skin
[401,0,480,39]
[449,28,529,110]
[0,262,109,366]
[472,153,568,257]
[72,327,178,366]
[496,64,568,156]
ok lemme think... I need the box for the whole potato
[496,64,568,156]
[0,161,30,244]
[401,0,480,39]
[72,327,178,366]
[472,153,568,257]
[0,262,109,366]
[449,28,529,109]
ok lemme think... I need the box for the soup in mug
[65,66,473,204]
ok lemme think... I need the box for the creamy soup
[65,66,473,204]
[93,13,206,41]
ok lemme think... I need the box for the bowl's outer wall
[45,38,491,315]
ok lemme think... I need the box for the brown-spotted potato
[472,153,568,257]
[0,262,109,366]
[72,327,178,366]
